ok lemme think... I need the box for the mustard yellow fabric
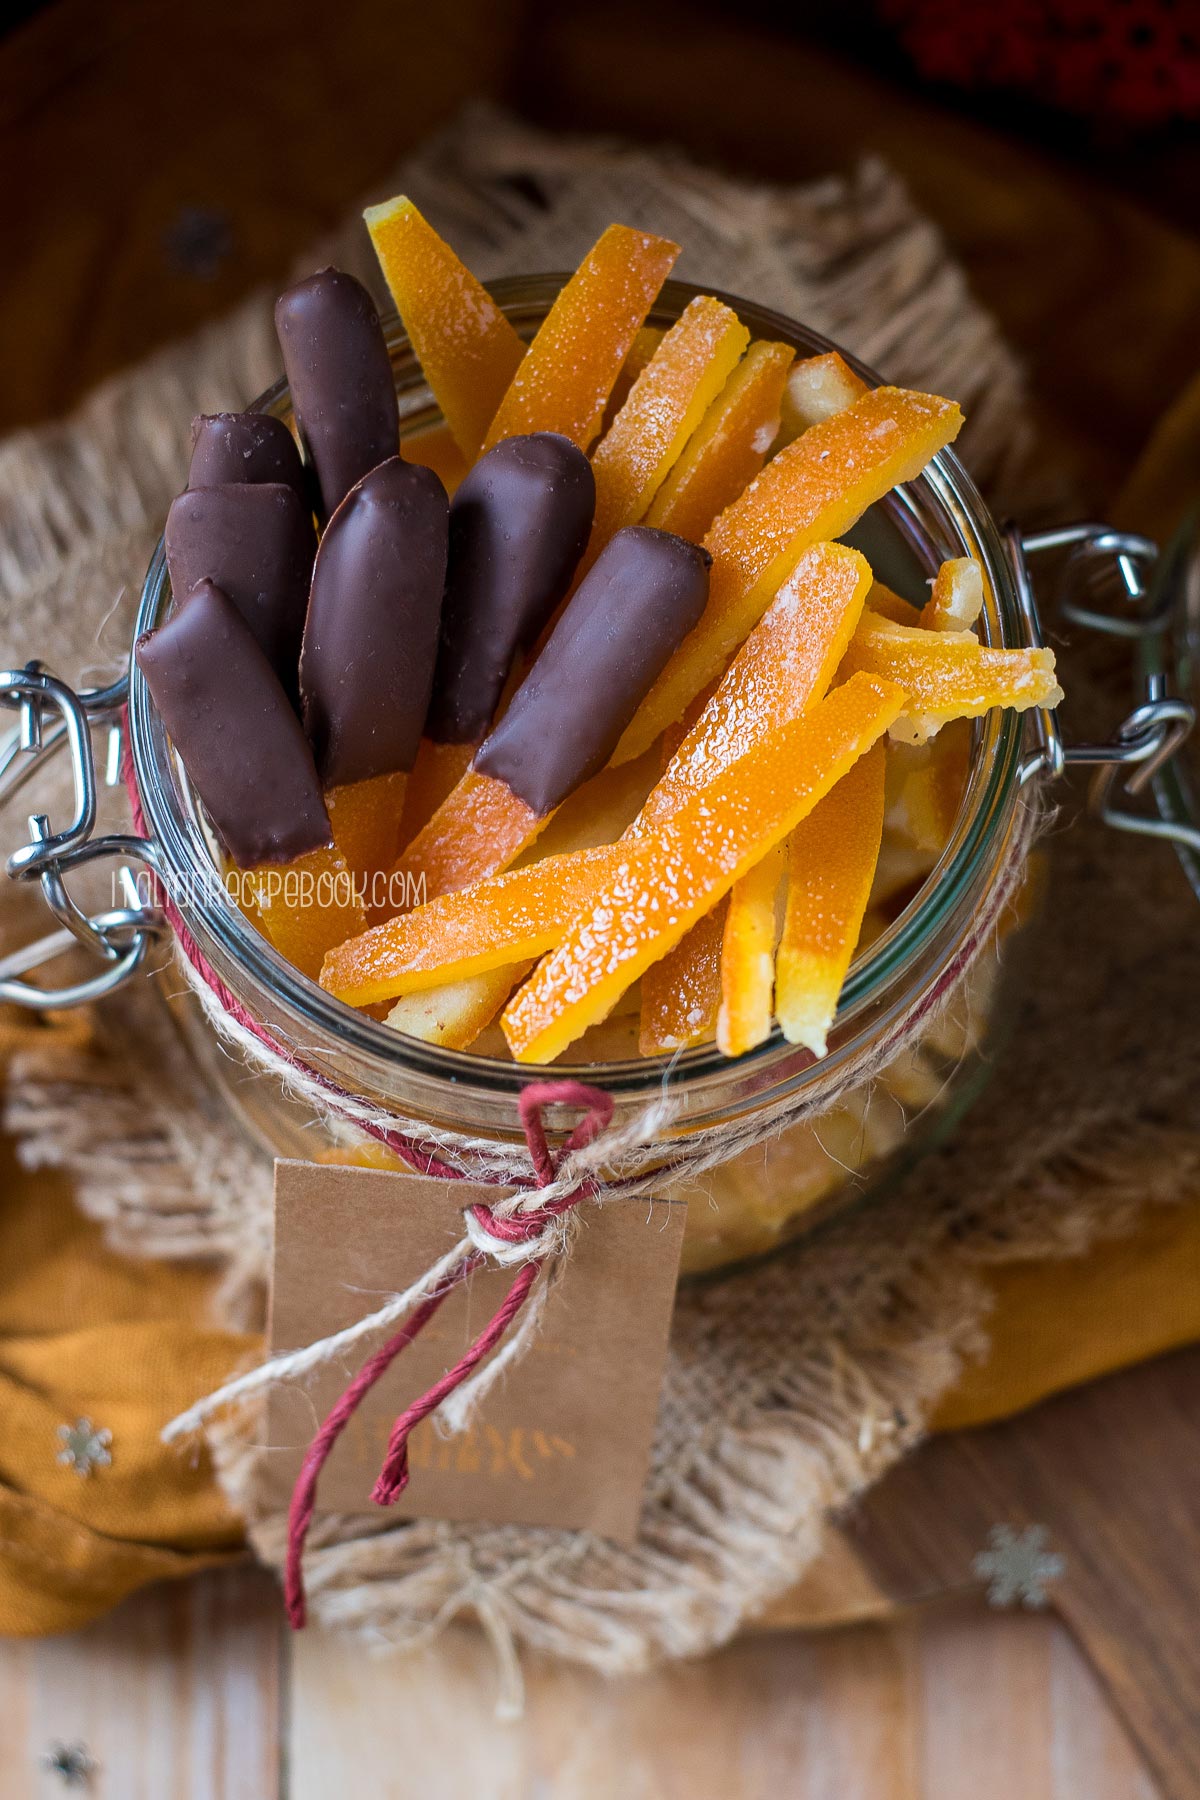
[935,1200,1200,1431]
[0,1015,257,1635]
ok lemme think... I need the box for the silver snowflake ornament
[41,1741,97,1786]
[56,1419,112,1478]
[973,1523,1065,1608]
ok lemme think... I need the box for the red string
[283,1080,612,1628]
[369,1083,615,1509]
[282,1254,481,1629]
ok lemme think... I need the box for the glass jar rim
[129,273,1024,1105]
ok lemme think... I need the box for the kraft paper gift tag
[261,1160,686,1543]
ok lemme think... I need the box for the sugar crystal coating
[482,224,680,452]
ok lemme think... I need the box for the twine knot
[283,1079,612,1628]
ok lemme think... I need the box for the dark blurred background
[3,0,1197,509]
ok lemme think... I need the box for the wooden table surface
[0,1574,1162,1800]
[2,1,1198,1794]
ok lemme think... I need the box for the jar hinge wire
[0,665,167,1008]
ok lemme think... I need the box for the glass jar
[2,279,1185,1275]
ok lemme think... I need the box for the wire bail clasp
[1008,522,1197,850]
[0,665,168,1008]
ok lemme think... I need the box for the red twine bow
[283,1080,613,1630]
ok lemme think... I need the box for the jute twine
[3,108,1199,1691]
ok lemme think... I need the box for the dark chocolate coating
[300,458,449,789]
[274,268,399,521]
[474,526,710,816]
[188,412,308,508]
[136,581,331,867]
[425,433,596,746]
[165,482,316,700]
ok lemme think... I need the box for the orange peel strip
[780,350,869,437]
[639,899,727,1055]
[646,340,794,544]
[717,840,786,1057]
[918,556,984,632]
[482,224,680,453]
[612,384,964,764]
[867,581,920,625]
[326,770,408,919]
[884,719,971,855]
[386,967,530,1051]
[398,770,546,902]
[635,540,873,832]
[243,842,366,982]
[322,844,622,1007]
[502,672,906,1064]
[398,739,474,851]
[776,741,887,1057]
[603,326,664,432]
[585,295,749,556]
[387,756,659,1050]
[842,610,1062,736]
[364,196,525,462]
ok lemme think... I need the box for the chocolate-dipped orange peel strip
[400,432,596,843]
[135,582,364,980]
[399,526,711,901]
[300,458,449,908]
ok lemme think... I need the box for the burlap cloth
[2,107,1197,1675]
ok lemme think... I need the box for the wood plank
[0,1534,1159,1799]
[289,1602,1157,1799]
[0,1566,281,1800]
[0,0,524,430]
[1049,1621,1161,1800]
[849,1346,1200,1800]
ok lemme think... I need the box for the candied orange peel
[717,840,786,1057]
[842,610,1062,739]
[326,770,408,917]
[482,224,680,453]
[885,720,971,855]
[646,340,794,544]
[585,295,749,556]
[613,383,964,764]
[397,739,474,850]
[398,770,546,902]
[243,842,366,982]
[866,582,920,626]
[364,196,525,461]
[639,901,727,1055]
[502,672,906,1064]
[386,967,529,1051]
[635,540,872,831]
[919,555,984,633]
[780,350,869,437]
[385,759,659,1049]
[322,844,622,1007]
[775,741,887,1057]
